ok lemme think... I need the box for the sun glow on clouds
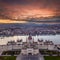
[0,0,60,23]
[21,9,54,18]
[10,7,55,19]
[0,19,27,23]
[0,8,55,23]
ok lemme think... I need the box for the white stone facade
[21,48,39,55]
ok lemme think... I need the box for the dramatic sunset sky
[0,0,60,23]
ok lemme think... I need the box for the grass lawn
[0,56,16,60]
[2,50,21,55]
[44,56,60,60]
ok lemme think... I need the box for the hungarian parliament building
[0,35,60,55]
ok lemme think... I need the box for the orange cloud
[0,0,60,23]
[0,19,27,23]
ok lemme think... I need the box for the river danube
[0,35,60,45]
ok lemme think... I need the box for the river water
[0,35,60,45]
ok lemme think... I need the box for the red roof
[28,35,32,40]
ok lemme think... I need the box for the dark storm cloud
[0,0,60,5]
[0,0,60,10]
[0,0,32,5]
